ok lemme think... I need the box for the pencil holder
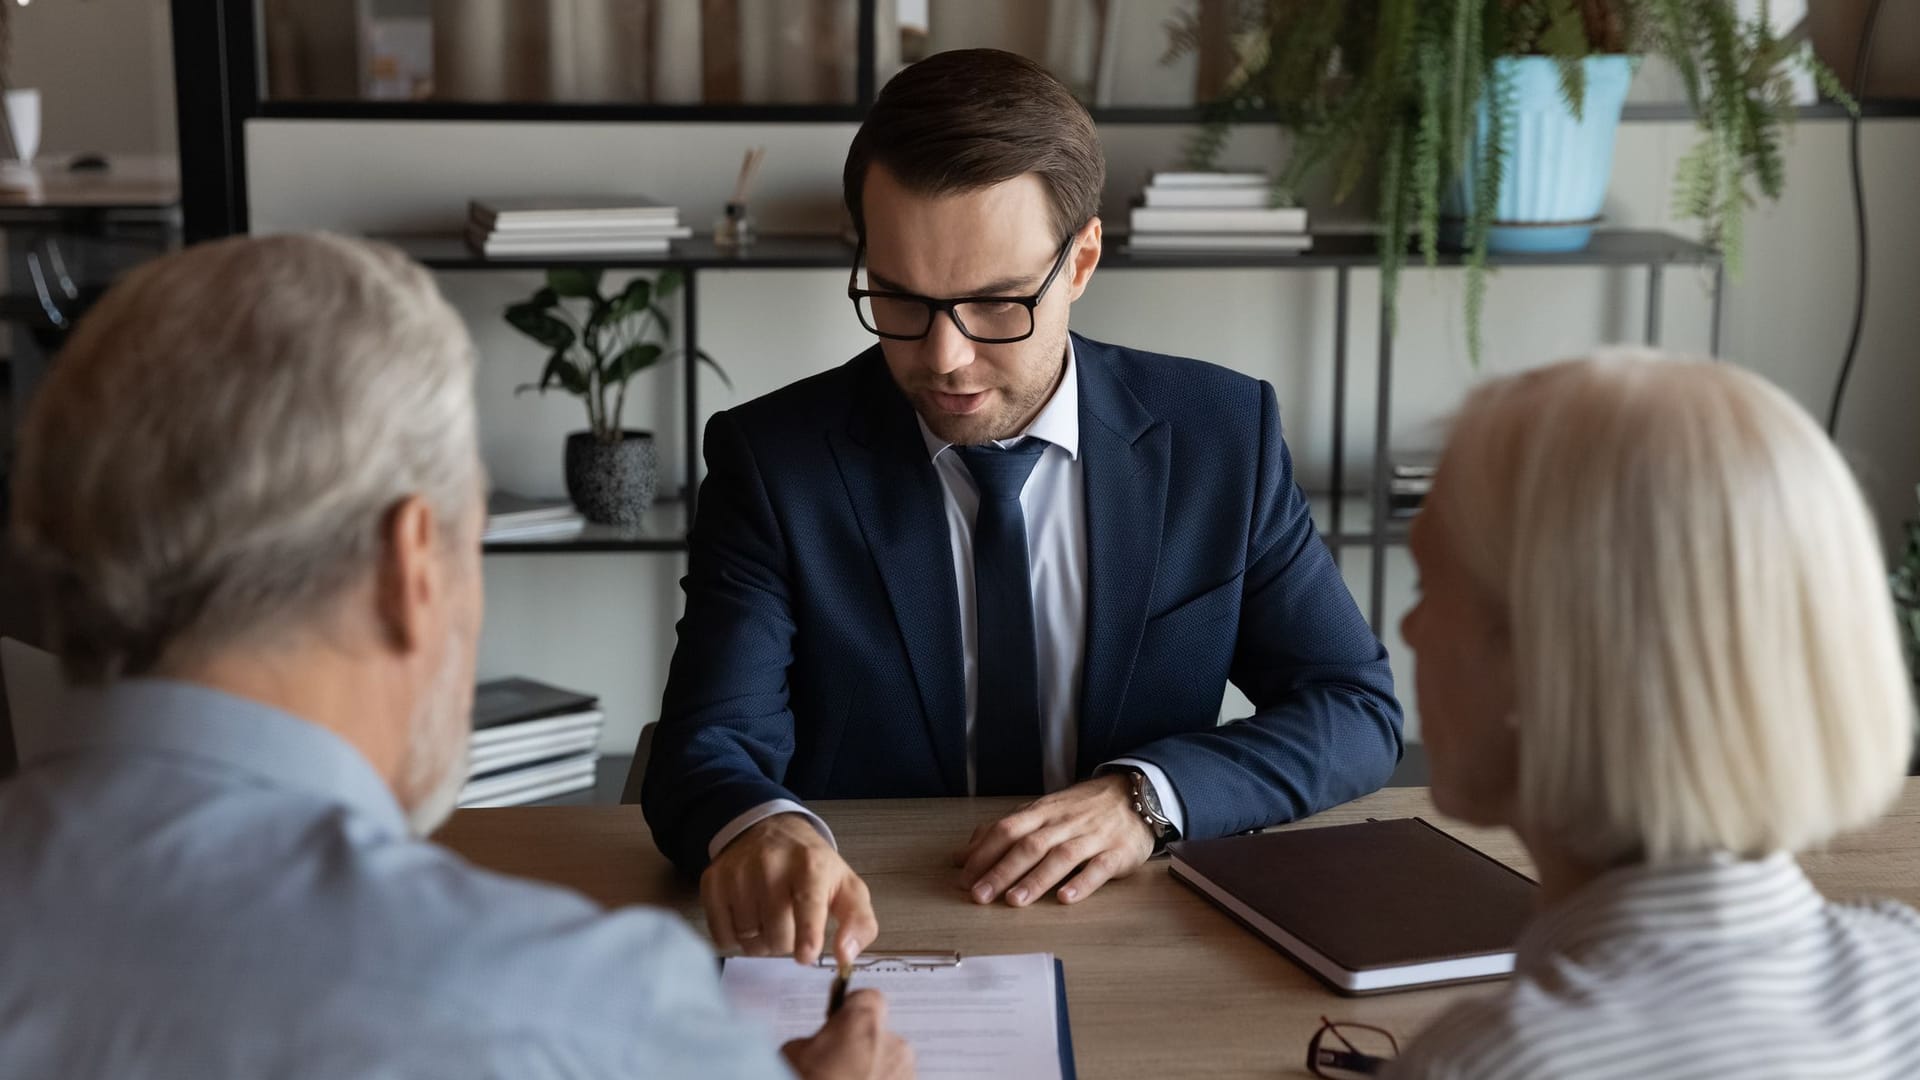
[715,201,756,248]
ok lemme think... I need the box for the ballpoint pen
[827,958,852,1017]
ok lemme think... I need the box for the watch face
[1131,772,1167,825]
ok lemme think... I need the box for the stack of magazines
[1126,171,1311,253]
[466,195,693,258]
[483,492,583,543]
[458,677,604,808]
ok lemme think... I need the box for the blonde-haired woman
[1386,351,1920,1080]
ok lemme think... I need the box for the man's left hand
[951,774,1154,907]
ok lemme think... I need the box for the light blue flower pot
[1450,55,1638,253]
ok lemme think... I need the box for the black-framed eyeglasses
[1307,1016,1399,1078]
[847,230,1078,345]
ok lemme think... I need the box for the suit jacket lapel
[826,350,969,795]
[1074,335,1171,773]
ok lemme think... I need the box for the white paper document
[720,951,1066,1080]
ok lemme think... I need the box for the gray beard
[398,633,470,837]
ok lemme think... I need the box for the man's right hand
[780,990,914,1080]
[702,813,879,966]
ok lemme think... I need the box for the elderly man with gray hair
[0,233,910,1080]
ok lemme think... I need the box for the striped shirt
[1386,851,1920,1080]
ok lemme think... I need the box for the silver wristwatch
[1121,767,1177,853]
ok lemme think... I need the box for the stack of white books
[1127,171,1311,253]
[459,677,605,808]
[466,195,693,257]
[483,491,584,543]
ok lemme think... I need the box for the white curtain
[925,0,1096,98]
[921,0,1199,107]
[432,0,649,102]
[262,0,363,100]
[736,0,857,103]
[430,0,853,104]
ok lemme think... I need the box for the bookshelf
[395,228,1722,631]
[484,501,688,555]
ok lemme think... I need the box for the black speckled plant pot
[564,430,657,526]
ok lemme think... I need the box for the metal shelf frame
[389,229,1723,635]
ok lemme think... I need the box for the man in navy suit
[641,49,1402,968]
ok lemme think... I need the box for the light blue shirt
[0,679,795,1080]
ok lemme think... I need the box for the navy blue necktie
[955,439,1049,796]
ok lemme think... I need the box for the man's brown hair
[843,48,1105,244]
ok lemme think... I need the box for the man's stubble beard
[914,329,1069,446]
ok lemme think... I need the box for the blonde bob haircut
[1437,349,1914,864]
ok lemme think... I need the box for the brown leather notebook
[1167,817,1538,995]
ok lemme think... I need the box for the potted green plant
[1169,0,1850,359]
[505,268,727,526]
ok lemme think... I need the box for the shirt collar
[1516,850,1825,970]
[31,677,411,838]
[916,339,1081,461]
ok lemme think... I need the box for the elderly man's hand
[952,774,1155,907]
[781,990,915,1080]
[702,813,878,967]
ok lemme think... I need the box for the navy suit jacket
[642,334,1402,874]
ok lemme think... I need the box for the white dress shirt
[710,343,1186,858]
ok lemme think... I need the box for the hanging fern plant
[1168,0,1851,362]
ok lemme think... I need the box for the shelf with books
[380,232,855,272]
[466,194,691,259]
[520,753,635,807]
[486,491,1409,559]
[398,224,1717,633]
[1126,170,1314,255]
[483,499,688,555]
[460,676,606,808]
[377,228,1717,273]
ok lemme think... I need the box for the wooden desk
[436,781,1920,1079]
